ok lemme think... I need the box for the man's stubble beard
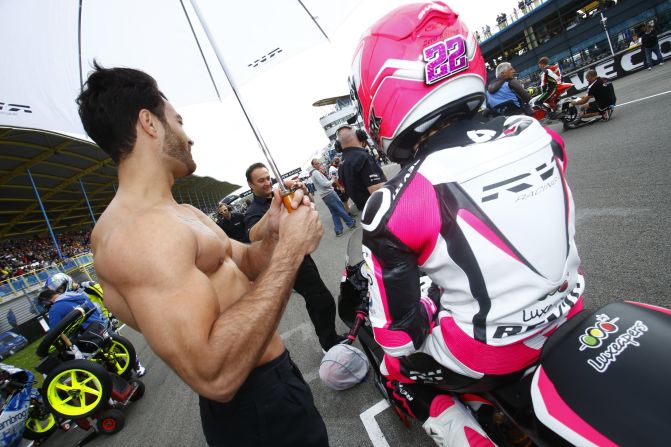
[163,124,196,177]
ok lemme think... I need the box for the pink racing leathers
[361,115,584,386]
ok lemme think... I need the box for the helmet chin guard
[350,1,487,163]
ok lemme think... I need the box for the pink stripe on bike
[626,301,671,316]
[387,172,441,265]
[457,209,521,264]
[536,366,617,447]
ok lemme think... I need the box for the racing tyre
[97,408,125,435]
[42,359,112,419]
[36,307,96,358]
[103,335,136,379]
[23,403,58,440]
[128,379,145,401]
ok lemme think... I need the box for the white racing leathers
[362,115,584,379]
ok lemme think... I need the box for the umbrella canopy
[0,126,238,238]
[0,0,360,137]
[0,0,362,236]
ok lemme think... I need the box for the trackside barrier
[0,253,95,300]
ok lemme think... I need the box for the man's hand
[277,197,323,256]
[266,187,312,235]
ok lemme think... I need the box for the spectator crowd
[1,230,92,281]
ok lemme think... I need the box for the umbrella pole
[188,0,291,199]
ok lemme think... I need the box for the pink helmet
[350,2,486,163]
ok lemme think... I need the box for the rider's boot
[422,394,496,447]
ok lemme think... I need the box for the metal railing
[0,252,95,300]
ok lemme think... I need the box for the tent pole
[27,168,64,260]
[79,179,97,224]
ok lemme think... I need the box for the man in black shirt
[641,23,664,70]
[215,202,249,243]
[336,125,386,212]
[571,69,616,120]
[244,162,344,352]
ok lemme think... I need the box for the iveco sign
[566,35,670,91]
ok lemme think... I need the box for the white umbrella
[0,0,360,182]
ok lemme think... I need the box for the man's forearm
[242,234,278,279]
[201,242,304,401]
[368,182,385,194]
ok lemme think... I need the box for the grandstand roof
[0,126,239,239]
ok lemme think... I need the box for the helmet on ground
[349,1,486,163]
[45,272,74,292]
[319,344,369,390]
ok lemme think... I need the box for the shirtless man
[77,63,327,446]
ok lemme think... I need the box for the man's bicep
[100,225,216,366]
[115,249,220,377]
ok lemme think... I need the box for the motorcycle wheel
[563,106,579,131]
[101,334,136,379]
[36,307,95,358]
[97,408,125,435]
[23,403,58,440]
[42,359,112,419]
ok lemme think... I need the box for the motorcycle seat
[531,301,671,446]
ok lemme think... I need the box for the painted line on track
[360,399,391,447]
[279,321,312,340]
[616,89,671,107]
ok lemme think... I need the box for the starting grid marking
[615,89,671,108]
[360,399,391,447]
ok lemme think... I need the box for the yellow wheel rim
[106,340,131,375]
[46,369,105,417]
[25,412,56,433]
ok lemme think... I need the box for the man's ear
[138,109,160,138]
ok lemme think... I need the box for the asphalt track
[41,64,670,447]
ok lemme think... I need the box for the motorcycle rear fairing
[530,301,671,446]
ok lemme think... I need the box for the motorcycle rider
[486,62,531,116]
[42,272,146,376]
[570,69,616,121]
[351,3,584,445]
[536,56,561,111]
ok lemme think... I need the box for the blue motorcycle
[0,363,57,447]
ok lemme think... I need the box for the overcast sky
[180,0,522,188]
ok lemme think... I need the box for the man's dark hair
[245,162,267,183]
[77,61,168,164]
[334,140,342,153]
[538,56,550,65]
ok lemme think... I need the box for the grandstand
[0,125,240,339]
[479,0,670,84]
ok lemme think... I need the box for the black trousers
[294,255,338,350]
[199,350,329,447]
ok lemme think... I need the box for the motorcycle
[338,228,671,446]
[561,101,615,130]
[35,306,145,445]
[0,363,58,446]
[528,82,575,123]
